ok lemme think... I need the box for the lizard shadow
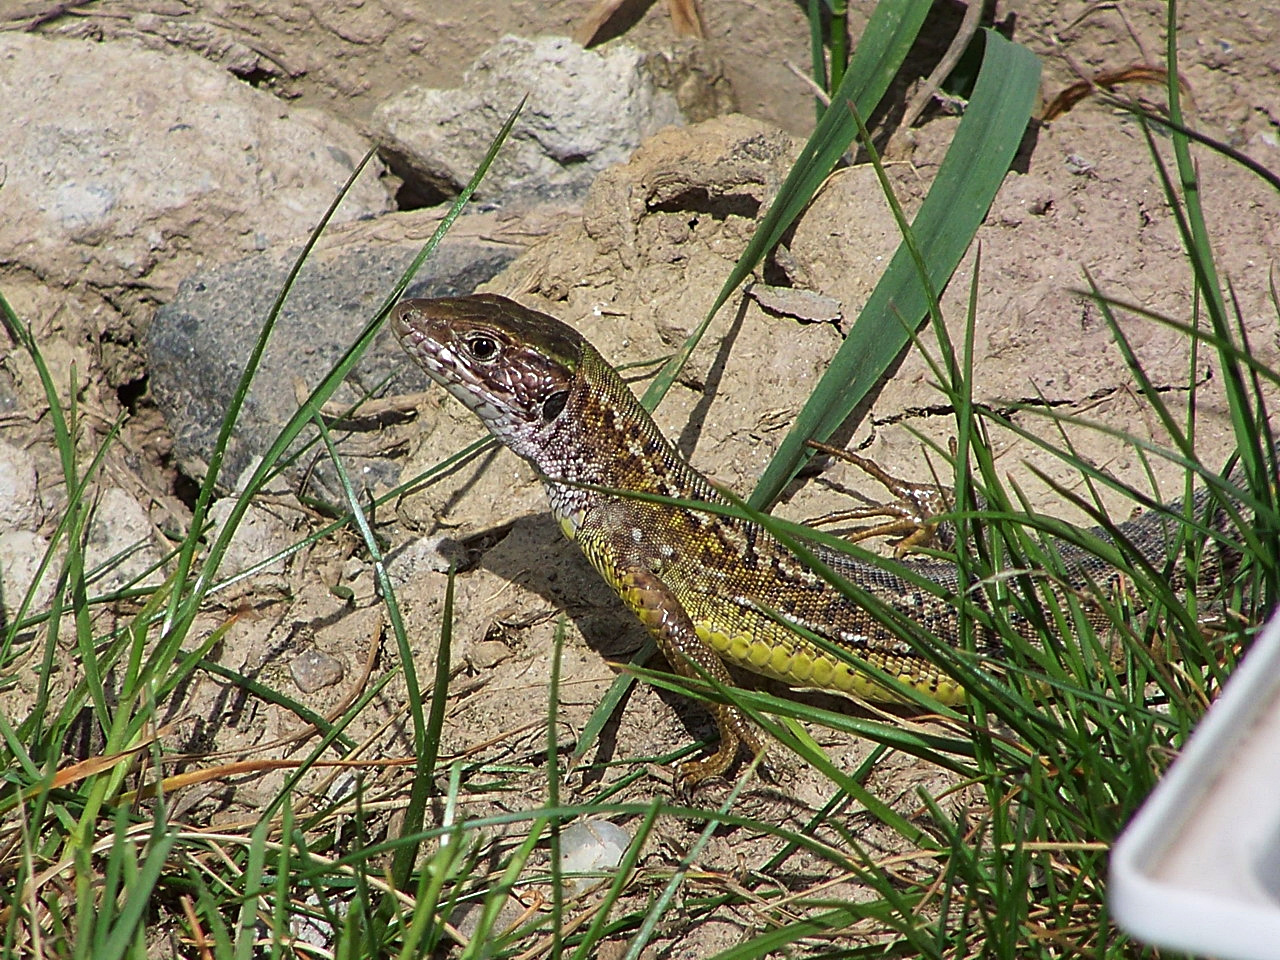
[472,510,907,788]
[670,295,747,462]
[470,510,675,783]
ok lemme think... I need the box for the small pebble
[290,649,345,693]
[1064,153,1096,176]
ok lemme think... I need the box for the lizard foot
[805,439,956,555]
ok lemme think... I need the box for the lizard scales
[393,294,1207,785]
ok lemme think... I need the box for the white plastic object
[1110,608,1280,959]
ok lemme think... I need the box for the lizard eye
[463,333,500,363]
[541,390,569,422]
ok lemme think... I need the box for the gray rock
[0,33,390,297]
[146,220,516,497]
[372,35,684,206]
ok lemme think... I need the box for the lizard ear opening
[541,390,569,422]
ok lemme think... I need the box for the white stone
[0,530,56,622]
[373,35,682,201]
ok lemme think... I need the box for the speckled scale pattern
[393,294,1223,785]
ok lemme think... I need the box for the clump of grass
[0,107,523,956]
[686,3,1279,955]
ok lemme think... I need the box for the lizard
[392,293,1235,787]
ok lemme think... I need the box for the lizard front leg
[615,565,765,787]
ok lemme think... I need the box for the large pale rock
[372,35,685,205]
[0,33,391,297]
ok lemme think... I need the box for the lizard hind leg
[805,439,957,555]
[617,566,765,789]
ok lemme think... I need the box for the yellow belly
[695,620,967,706]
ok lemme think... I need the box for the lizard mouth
[392,303,453,383]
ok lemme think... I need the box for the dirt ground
[4,0,1280,953]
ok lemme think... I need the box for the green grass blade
[706,905,864,959]
[641,0,932,410]
[96,809,176,959]
[622,762,762,960]
[547,619,567,958]
[828,0,850,93]
[568,799,662,960]
[764,0,933,267]
[750,31,1041,509]
[309,416,437,907]
[163,146,381,634]
[806,0,827,120]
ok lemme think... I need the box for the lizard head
[393,294,585,463]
